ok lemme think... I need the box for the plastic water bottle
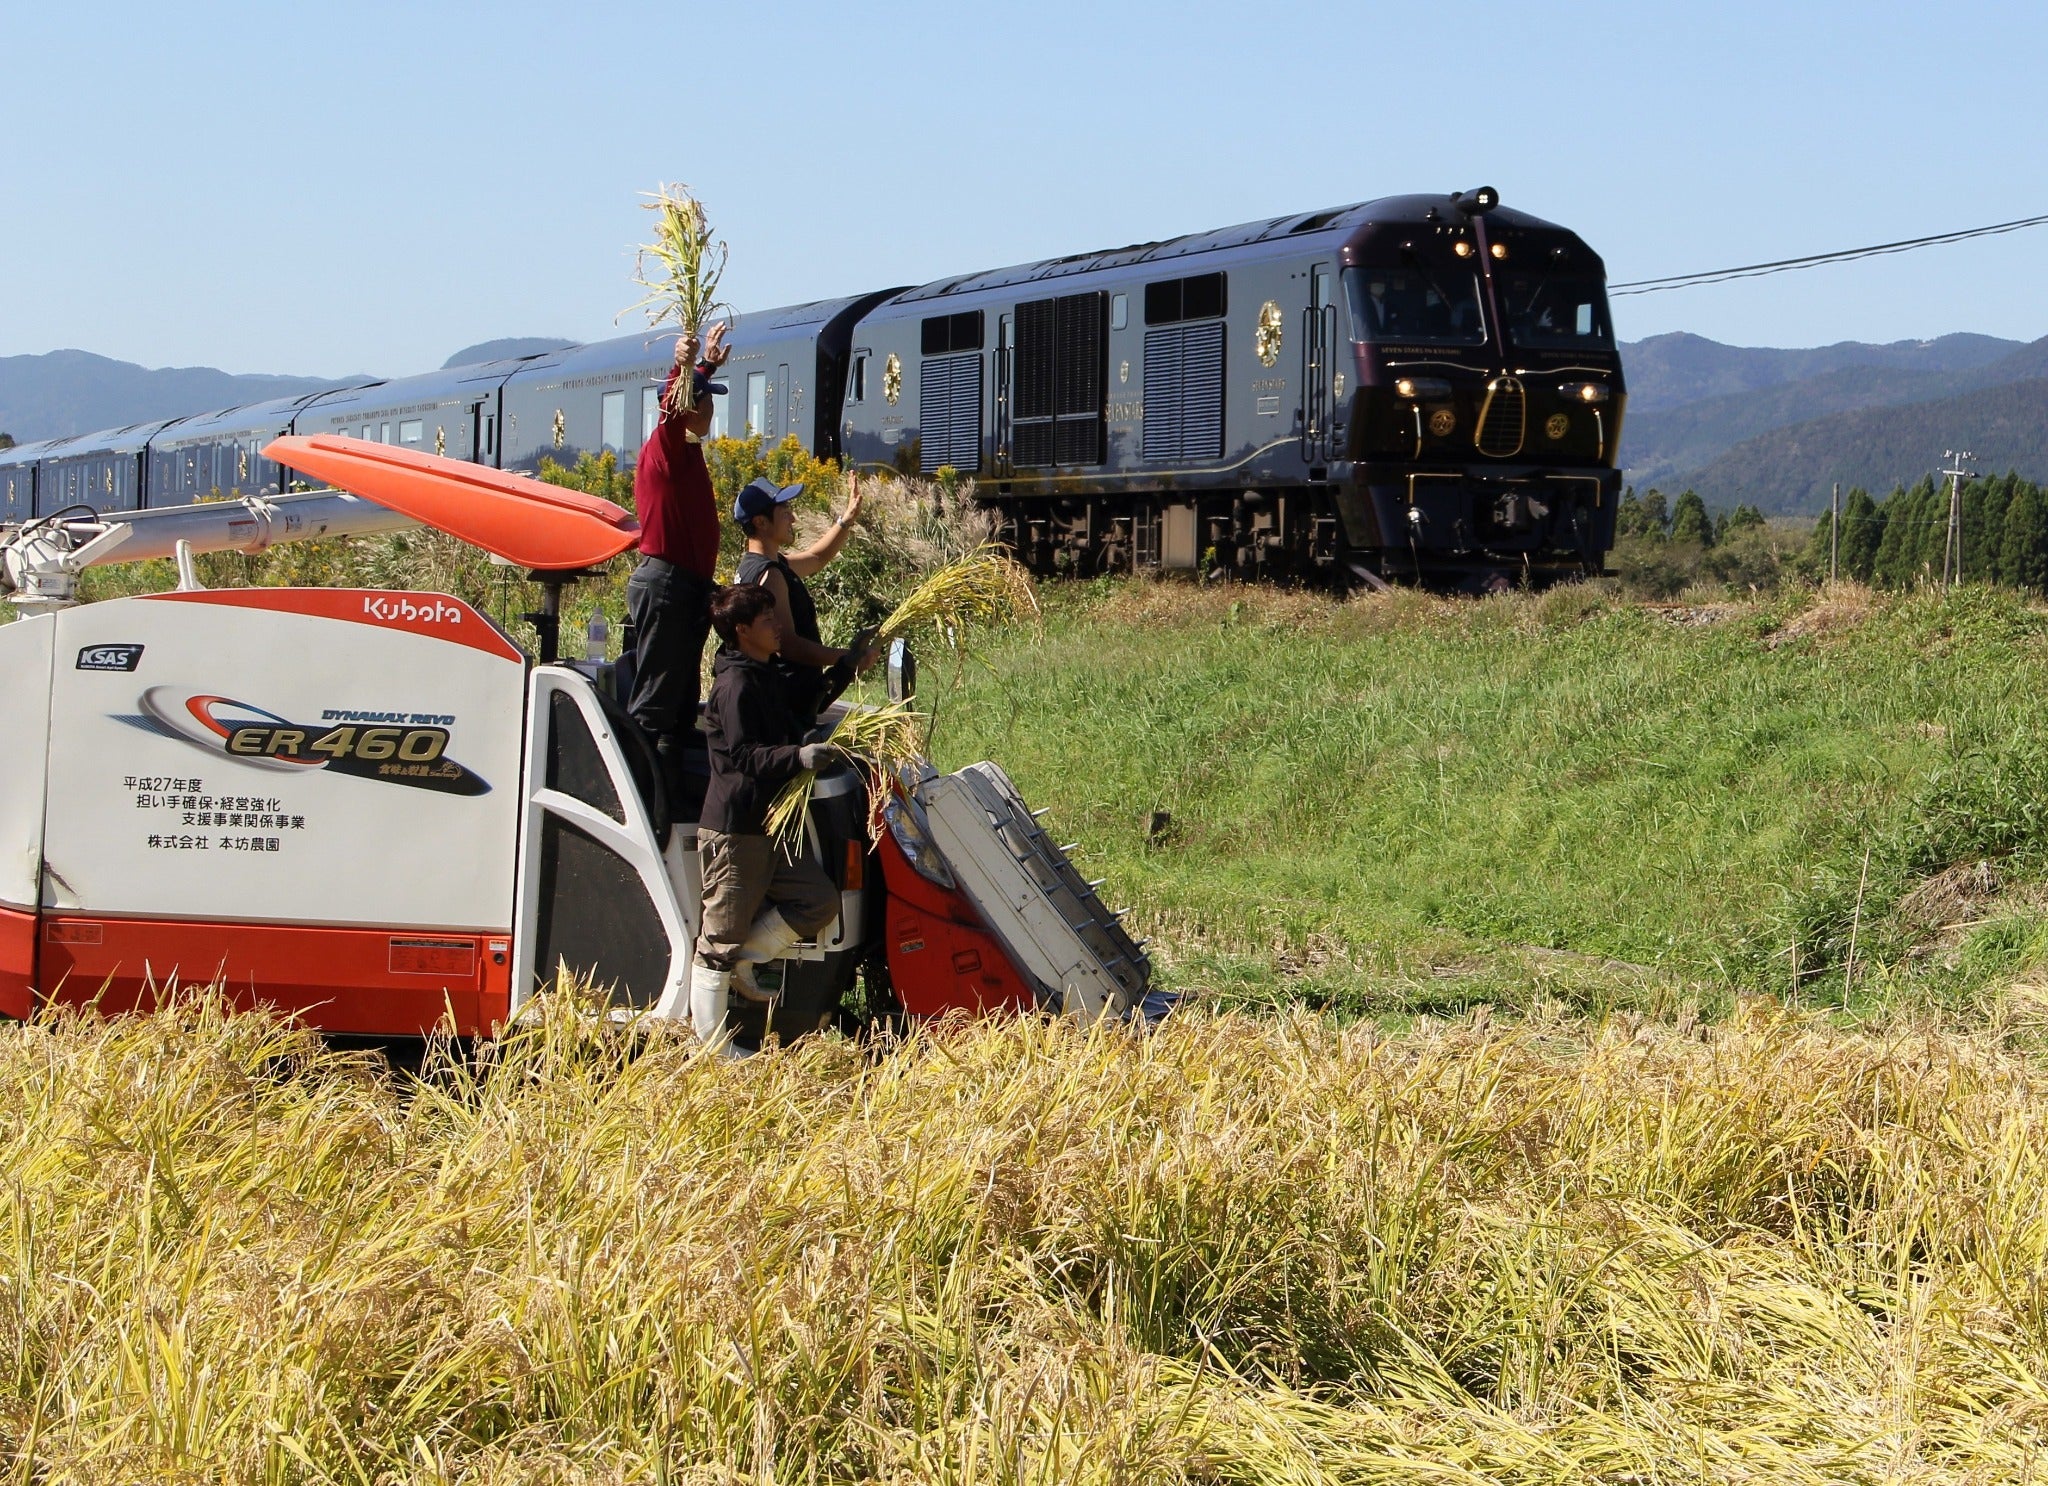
[585,609,608,663]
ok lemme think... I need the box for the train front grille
[1474,377,1526,458]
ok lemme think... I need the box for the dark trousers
[625,557,714,754]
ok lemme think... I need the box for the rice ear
[765,700,930,852]
[620,182,733,412]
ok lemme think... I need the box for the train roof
[36,419,186,461]
[0,439,50,468]
[888,192,1574,305]
[150,386,377,446]
[307,356,540,416]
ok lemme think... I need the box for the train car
[497,330,675,474]
[33,420,185,517]
[701,293,907,456]
[297,356,554,470]
[495,292,907,476]
[147,386,381,503]
[840,189,1623,585]
[0,441,46,524]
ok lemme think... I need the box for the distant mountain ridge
[1618,330,2048,515]
[0,350,366,447]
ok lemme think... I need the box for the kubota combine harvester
[0,437,1149,1046]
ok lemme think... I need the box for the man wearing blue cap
[730,468,876,716]
[626,324,731,791]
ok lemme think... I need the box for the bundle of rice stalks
[875,543,1039,659]
[765,698,928,852]
[621,182,731,413]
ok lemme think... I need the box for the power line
[1609,213,2048,297]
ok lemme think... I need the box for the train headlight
[1489,242,1509,260]
[1394,377,1452,400]
[1453,240,1474,258]
[1558,381,1610,405]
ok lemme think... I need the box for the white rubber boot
[730,907,804,1003]
[688,961,736,1052]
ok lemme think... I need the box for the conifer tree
[1999,481,2048,591]
[1966,474,2014,584]
[1870,483,1917,587]
[1719,504,1765,539]
[1670,489,1713,547]
[1838,488,1883,582]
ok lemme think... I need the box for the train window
[1144,273,1227,326]
[643,386,661,439]
[361,424,373,441]
[1110,294,1128,331]
[380,423,392,444]
[746,372,767,437]
[920,311,984,356]
[1342,265,1486,346]
[1313,267,1334,309]
[601,391,625,451]
[1500,275,1614,350]
[398,419,424,446]
[850,353,868,403]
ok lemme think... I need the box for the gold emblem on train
[1545,413,1570,441]
[883,354,902,405]
[1255,301,1284,367]
[552,409,566,449]
[1429,409,1456,438]
[435,426,447,457]
[1119,360,1130,384]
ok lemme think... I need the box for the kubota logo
[362,596,465,625]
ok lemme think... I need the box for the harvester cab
[0,437,1151,1044]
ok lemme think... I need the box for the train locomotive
[0,189,1624,588]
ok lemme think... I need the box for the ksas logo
[77,644,144,672]
[128,689,490,795]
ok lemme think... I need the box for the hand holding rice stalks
[875,544,1039,659]
[766,699,929,853]
[621,182,732,413]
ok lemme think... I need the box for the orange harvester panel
[39,917,512,1036]
[264,434,640,570]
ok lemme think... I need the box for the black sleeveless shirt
[733,549,826,715]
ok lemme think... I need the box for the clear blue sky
[4,0,2043,377]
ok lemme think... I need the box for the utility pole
[1941,449,1977,588]
[1830,481,1840,584]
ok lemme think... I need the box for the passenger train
[0,189,1625,586]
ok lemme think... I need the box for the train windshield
[1500,275,1615,350]
[1343,265,1486,346]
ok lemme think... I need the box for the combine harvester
[0,437,1149,1046]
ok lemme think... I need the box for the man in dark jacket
[691,583,841,1047]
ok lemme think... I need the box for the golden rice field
[7,990,2048,1484]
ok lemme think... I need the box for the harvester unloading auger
[0,437,1150,1045]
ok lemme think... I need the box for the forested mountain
[1619,333,2048,514]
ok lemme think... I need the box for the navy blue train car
[0,441,45,524]
[841,189,1624,584]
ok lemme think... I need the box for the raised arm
[786,468,864,578]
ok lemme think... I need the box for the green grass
[915,581,2048,1025]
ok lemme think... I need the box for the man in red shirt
[626,323,732,791]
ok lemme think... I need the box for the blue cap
[733,475,804,525]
